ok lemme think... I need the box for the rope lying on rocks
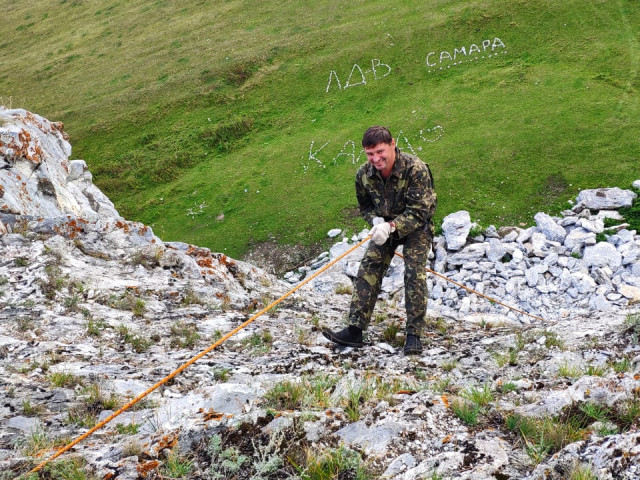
[21,236,547,477]
[392,250,552,330]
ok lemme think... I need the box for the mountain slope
[1,0,639,259]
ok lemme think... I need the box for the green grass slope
[1,0,638,258]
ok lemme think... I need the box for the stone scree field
[1,108,640,479]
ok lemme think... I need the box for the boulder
[447,243,487,265]
[0,108,119,220]
[564,228,596,253]
[618,284,640,303]
[576,187,637,210]
[442,210,471,251]
[583,242,622,270]
[534,212,566,243]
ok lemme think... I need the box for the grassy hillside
[1,0,638,259]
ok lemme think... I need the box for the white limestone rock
[442,210,471,251]
[0,108,119,220]
[583,242,622,270]
[577,187,637,210]
[564,227,596,253]
[534,212,566,243]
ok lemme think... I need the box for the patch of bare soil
[242,240,330,275]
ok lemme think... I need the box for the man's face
[364,139,396,173]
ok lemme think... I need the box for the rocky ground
[1,108,640,479]
[1,223,639,480]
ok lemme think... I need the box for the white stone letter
[426,52,436,67]
[309,140,330,166]
[395,131,416,155]
[439,51,453,63]
[482,39,491,51]
[326,70,342,93]
[332,141,356,165]
[492,37,506,50]
[344,64,366,89]
[453,46,467,60]
[469,44,481,55]
[371,59,391,79]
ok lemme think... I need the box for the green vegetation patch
[2,1,639,259]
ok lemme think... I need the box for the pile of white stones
[288,184,640,324]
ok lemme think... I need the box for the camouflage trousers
[348,228,431,336]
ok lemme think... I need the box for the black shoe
[404,334,423,355]
[322,326,364,348]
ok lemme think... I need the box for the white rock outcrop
[442,210,472,251]
[0,108,119,220]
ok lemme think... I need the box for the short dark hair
[362,126,393,148]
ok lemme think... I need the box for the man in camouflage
[323,126,437,355]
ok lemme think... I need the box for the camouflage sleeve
[393,163,437,238]
[355,171,377,226]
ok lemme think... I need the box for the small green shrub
[162,449,193,477]
[40,264,68,299]
[49,372,83,388]
[500,382,518,393]
[264,379,306,410]
[493,348,519,367]
[616,399,640,430]
[624,312,640,343]
[122,439,144,457]
[344,382,374,422]
[63,293,81,312]
[612,357,631,373]
[557,361,583,379]
[618,190,640,232]
[16,426,54,457]
[505,412,588,465]
[306,374,339,408]
[431,377,454,394]
[181,285,204,305]
[584,364,607,377]
[170,321,200,348]
[334,284,353,295]
[568,462,598,480]
[297,446,373,480]
[86,317,107,337]
[42,457,99,480]
[381,322,402,346]
[116,423,140,435]
[461,384,493,407]
[451,399,480,426]
[595,232,608,243]
[117,324,152,353]
[132,298,146,317]
[22,399,44,417]
[208,434,249,479]
[16,316,34,332]
[242,330,273,354]
[14,257,29,267]
[212,367,231,382]
[441,360,458,372]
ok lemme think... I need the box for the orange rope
[22,237,371,477]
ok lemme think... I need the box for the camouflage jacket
[355,149,437,239]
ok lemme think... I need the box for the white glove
[370,222,391,245]
[372,216,385,226]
